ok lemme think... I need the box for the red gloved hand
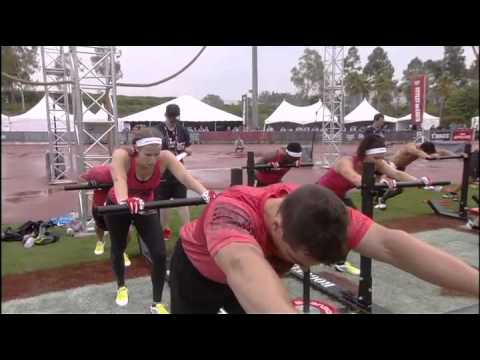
[122,197,144,214]
[201,190,218,203]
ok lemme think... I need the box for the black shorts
[470,150,479,179]
[155,179,187,200]
[342,197,357,209]
[92,207,107,231]
[169,239,245,314]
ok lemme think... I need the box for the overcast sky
[36,46,477,102]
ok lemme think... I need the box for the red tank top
[316,157,362,199]
[108,153,163,204]
[255,150,291,185]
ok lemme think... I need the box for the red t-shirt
[80,165,112,207]
[255,150,291,185]
[180,183,373,284]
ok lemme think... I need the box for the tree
[446,83,479,123]
[467,58,479,81]
[1,46,39,110]
[344,46,362,73]
[443,46,467,85]
[363,47,395,113]
[398,57,425,110]
[343,46,369,112]
[202,94,225,108]
[290,48,324,100]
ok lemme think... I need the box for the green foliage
[1,46,39,106]
[446,82,480,123]
[363,47,396,113]
[290,48,324,100]
[202,94,224,108]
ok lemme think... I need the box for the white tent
[6,94,117,132]
[396,112,440,130]
[8,95,54,132]
[344,99,397,124]
[120,95,243,124]
[264,99,334,126]
[2,114,11,132]
[471,116,479,131]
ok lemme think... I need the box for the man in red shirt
[169,183,479,313]
[254,142,302,187]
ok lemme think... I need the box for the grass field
[2,186,478,276]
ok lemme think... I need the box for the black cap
[286,142,302,157]
[166,104,180,117]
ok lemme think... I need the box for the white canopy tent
[396,112,440,130]
[2,114,11,132]
[120,95,243,126]
[6,94,116,132]
[264,99,335,127]
[471,116,479,131]
[344,99,398,124]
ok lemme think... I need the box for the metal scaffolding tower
[41,46,75,184]
[321,46,345,168]
[69,46,120,226]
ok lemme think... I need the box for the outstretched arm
[215,242,297,313]
[336,157,362,187]
[376,160,418,182]
[354,223,479,297]
[256,151,278,165]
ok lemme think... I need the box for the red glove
[122,197,144,214]
[201,190,218,203]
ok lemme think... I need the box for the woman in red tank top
[104,127,214,314]
[316,135,431,275]
[317,135,428,207]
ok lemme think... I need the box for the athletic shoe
[163,227,172,241]
[150,303,169,314]
[374,199,387,210]
[124,253,131,267]
[94,241,105,255]
[115,287,128,306]
[23,236,36,249]
[334,261,360,276]
[442,193,457,199]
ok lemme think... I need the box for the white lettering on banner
[310,274,336,288]
[290,265,336,288]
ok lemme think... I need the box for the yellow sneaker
[94,241,105,255]
[123,253,131,267]
[150,303,169,314]
[115,286,128,306]
[334,261,361,276]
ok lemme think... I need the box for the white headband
[136,137,163,147]
[286,150,302,158]
[365,147,387,155]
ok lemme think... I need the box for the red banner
[411,75,427,126]
[452,128,474,141]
